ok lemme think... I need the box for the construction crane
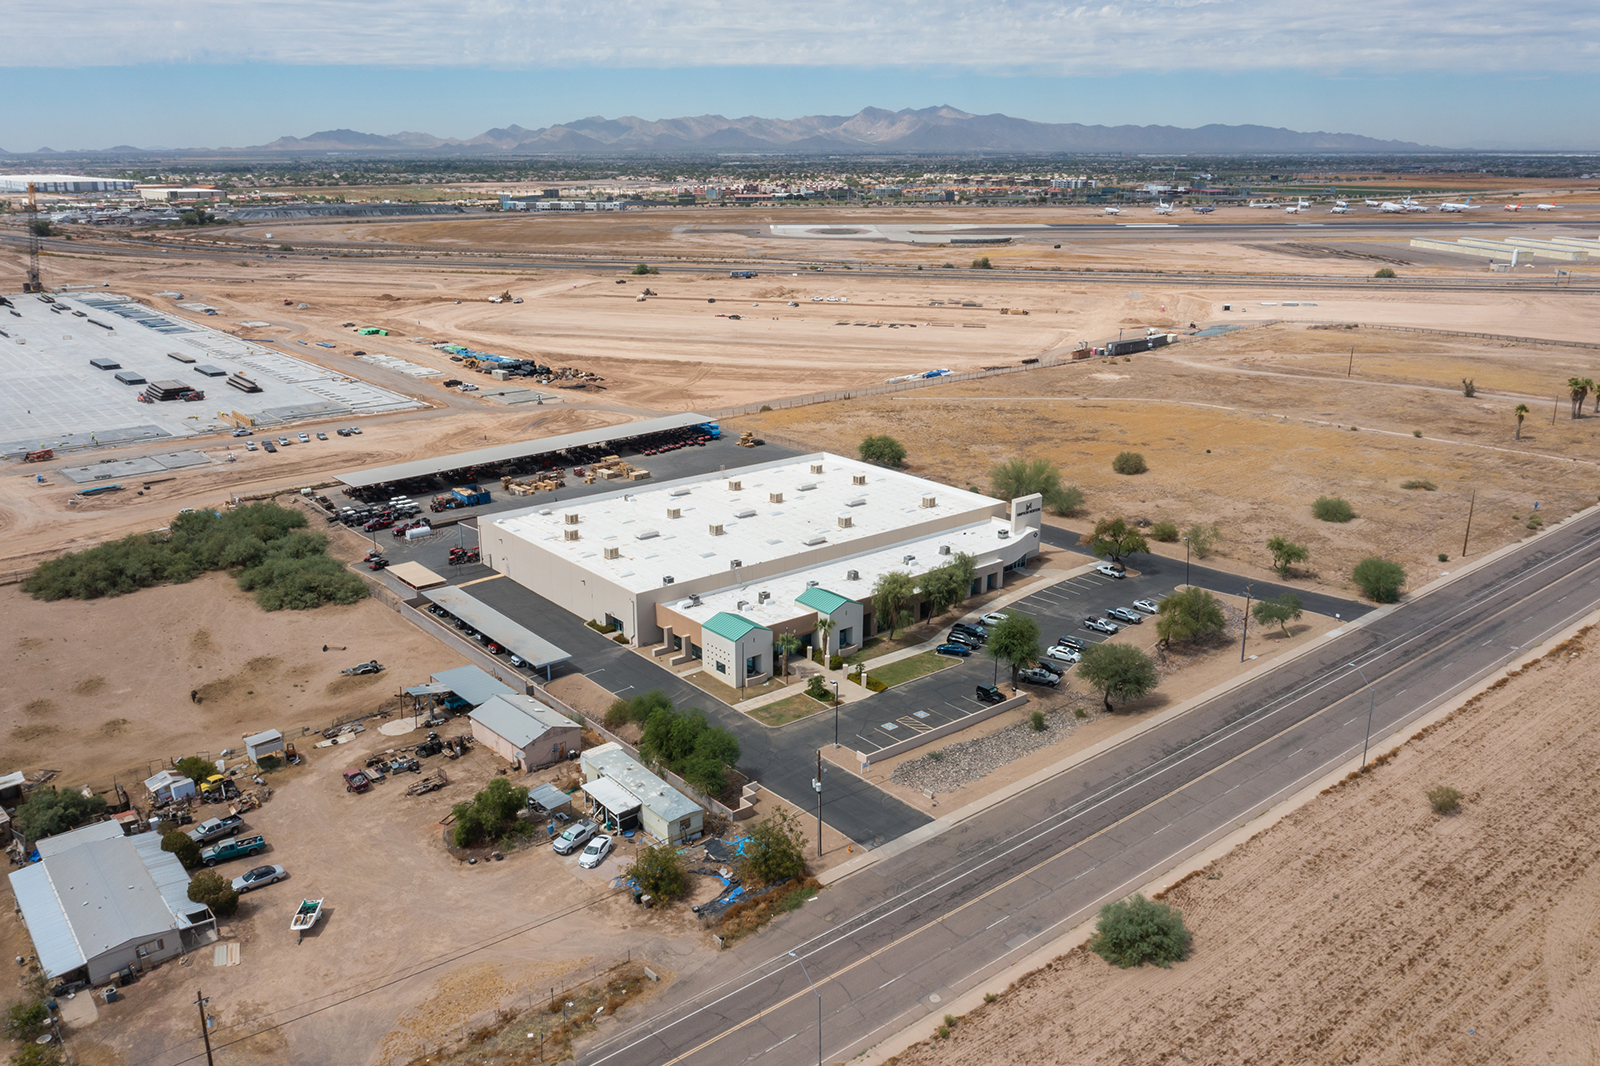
[23,182,44,293]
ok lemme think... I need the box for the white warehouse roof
[489,453,1000,595]
[0,174,137,193]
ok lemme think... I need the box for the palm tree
[1588,379,1599,414]
[1515,403,1529,440]
[777,633,802,684]
[1570,377,1589,418]
[815,616,837,660]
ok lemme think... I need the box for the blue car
[935,643,972,657]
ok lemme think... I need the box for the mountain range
[0,106,1440,156]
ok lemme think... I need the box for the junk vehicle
[342,769,371,793]
[292,898,323,942]
[187,816,243,844]
[200,835,265,867]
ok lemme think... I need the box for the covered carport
[582,777,642,834]
[423,586,572,680]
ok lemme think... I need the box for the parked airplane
[1247,200,1277,209]
[1439,196,1477,213]
[1191,204,1215,214]
[1503,202,1524,212]
[1537,203,1558,211]
[1330,203,1352,214]
[1153,201,1174,215]
[1365,199,1383,207]
[1378,200,1408,213]
[1103,206,1122,215]
[1284,198,1310,214]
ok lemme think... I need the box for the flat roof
[490,453,1002,595]
[387,561,448,590]
[424,587,572,670]
[430,665,517,707]
[335,412,715,489]
[470,694,577,749]
[584,742,702,823]
[528,783,572,811]
[583,776,642,816]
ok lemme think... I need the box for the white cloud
[8,0,1599,72]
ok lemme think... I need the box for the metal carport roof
[583,777,642,817]
[528,783,573,812]
[335,412,715,489]
[430,665,516,707]
[424,587,572,677]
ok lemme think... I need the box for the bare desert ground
[885,620,1600,1066]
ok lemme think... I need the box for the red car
[343,769,371,793]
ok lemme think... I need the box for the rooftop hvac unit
[806,579,820,588]
[853,474,867,486]
[671,488,692,497]
[564,513,579,525]
[803,534,828,546]
[846,497,866,507]
[687,593,701,606]
[667,507,682,519]
[758,591,770,603]
[604,546,620,559]
[939,545,952,555]
[729,559,743,569]
[564,528,580,542]
[728,480,742,491]
[798,482,817,492]
[737,600,749,611]
[662,576,675,585]
[903,554,916,564]
[810,463,824,474]
[846,569,860,580]
[838,515,853,528]
[736,508,757,519]
[998,529,1010,539]
[770,492,784,503]
[709,523,725,536]
[635,528,660,540]
[921,495,937,509]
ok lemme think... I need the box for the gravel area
[891,696,1101,794]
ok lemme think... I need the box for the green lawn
[845,624,944,666]
[747,692,832,727]
[866,650,961,688]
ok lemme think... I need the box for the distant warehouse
[0,174,137,194]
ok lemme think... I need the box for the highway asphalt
[576,507,1600,1066]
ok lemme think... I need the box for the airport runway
[577,507,1600,1066]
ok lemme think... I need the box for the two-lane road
[581,509,1600,1066]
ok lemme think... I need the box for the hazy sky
[2,0,1598,151]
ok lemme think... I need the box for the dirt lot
[735,324,1600,597]
[0,572,470,791]
[884,619,1600,1066]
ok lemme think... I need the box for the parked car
[578,834,614,869]
[278,437,290,447]
[316,431,328,441]
[336,428,351,437]
[231,428,252,437]
[1056,635,1087,651]
[1106,607,1143,625]
[188,816,244,844]
[935,642,972,657]
[1096,563,1126,579]
[952,622,988,639]
[553,819,598,855]
[1017,667,1059,688]
[1033,659,1065,677]
[350,426,362,434]
[200,835,265,867]
[342,769,371,793]
[975,684,1007,705]
[244,441,257,451]
[948,630,982,649]
[979,612,1009,627]
[231,864,286,893]
[1084,618,1119,634]
[1045,645,1082,665]
[1132,599,1160,615]
[297,433,310,443]
[262,440,277,453]
[508,654,527,668]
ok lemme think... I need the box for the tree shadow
[1260,623,1312,641]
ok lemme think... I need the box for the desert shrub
[971,257,992,269]
[604,699,631,729]
[1439,553,1449,562]
[1029,710,1047,732]
[1374,267,1397,278]
[160,830,202,868]
[1352,557,1406,602]
[858,434,907,468]
[1413,429,1423,437]
[626,842,689,902]
[1184,522,1220,559]
[1149,520,1179,542]
[639,705,741,797]
[630,263,659,275]
[1400,478,1437,491]
[1528,514,1544,530]
[742,807,809,886]
[1111,451,1147,475]
[1312,496,1356,522]
[6,1001,49,1041]
[14,789,107,842]
[1156,587,1227,645]
[1427,785,1461,814]
[451,777,529,848]
[759,404,772,412]
[1461,378,1476,397]
[176,755,215,783]
[187,870,239,917]
[607,689,672,729]
[989,457,1084,516]
[1089,893,1191,968]
[9,1042,61,1066]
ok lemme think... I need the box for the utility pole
[1461,490,1476,557]
[1240,582,1253,663]
[1346,346,1354,377]
[1553,396,1560,425]
[196,990,215,1066]
[813,750,823,858]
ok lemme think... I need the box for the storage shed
[142,770,197,805]
[243,729,284,764]
[0,770,25,805]
[580,742,704,844]
[469,694,581,771]
[8,822,216,984]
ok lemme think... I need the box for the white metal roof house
[469,694,581,771]
[8,823,216,984]
[580,742,704,844]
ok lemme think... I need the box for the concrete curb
[847,603,1600,1066]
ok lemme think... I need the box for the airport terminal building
[480,453,1042,686]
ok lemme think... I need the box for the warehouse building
[0,174,137,194]
[8,822,215,984]
[469,694,582,771]
[480,453,1041,686]
[580,743,704,844]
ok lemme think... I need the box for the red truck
[343,769,371,794]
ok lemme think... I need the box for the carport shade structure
[424,586,572,679]
[427,665,516,707]
[583,776,643,833]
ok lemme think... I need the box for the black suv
[975,684,1006,705]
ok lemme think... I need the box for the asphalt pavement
[577,508,1600,1066]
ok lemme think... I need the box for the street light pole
[1353,661,1377,771]
[1183,536,1190,588]
[831,681,840,748]
[1239,581,1253,663]
[788,951,823,1066]
[813,750,823,859]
